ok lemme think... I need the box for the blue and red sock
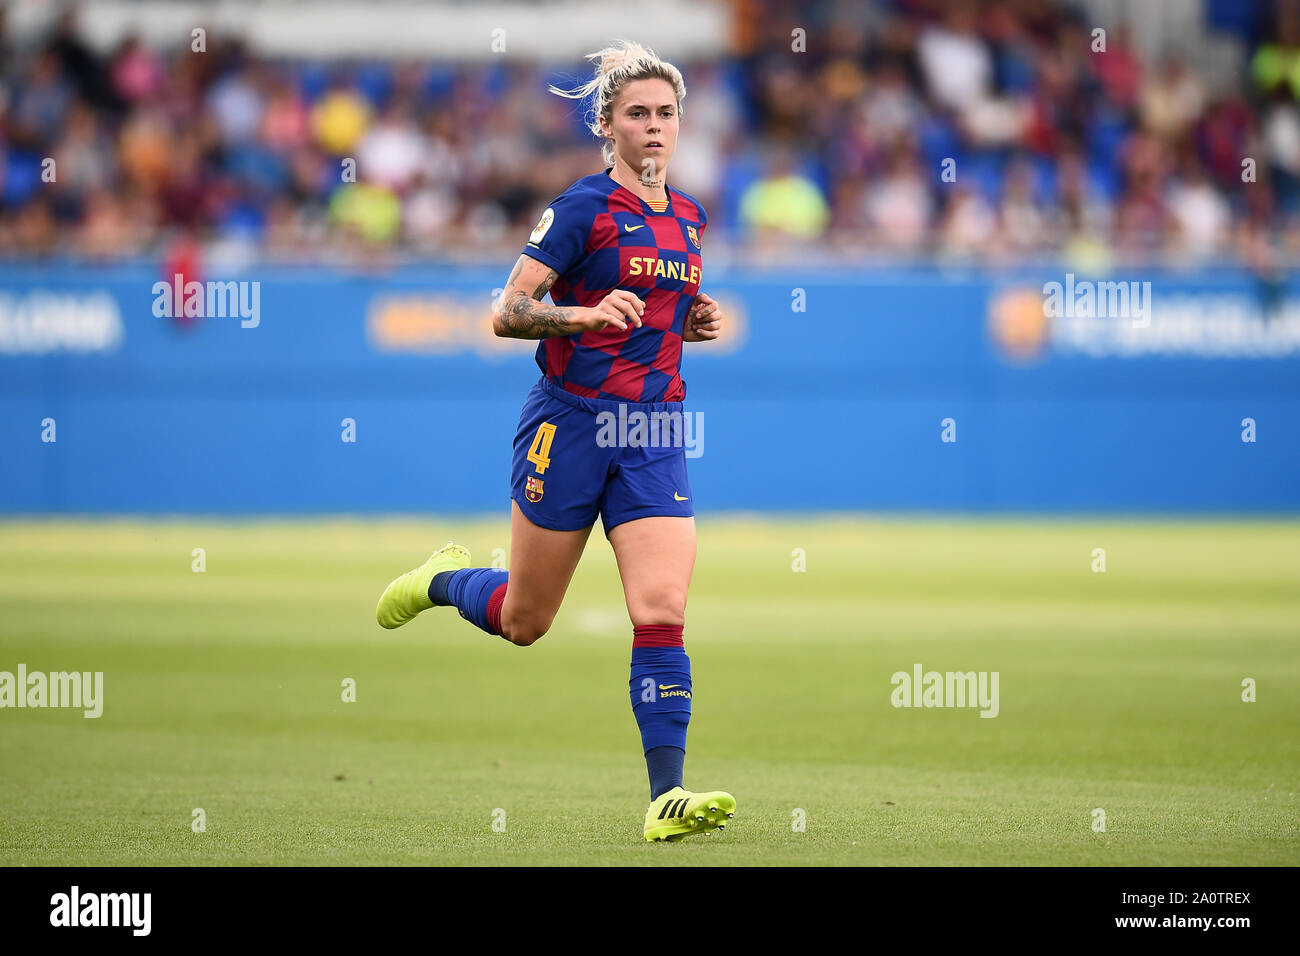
[430,568,508,636]
[629,624,691,799]
[431,575,690,798]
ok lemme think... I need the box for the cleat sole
[644,790,737,842]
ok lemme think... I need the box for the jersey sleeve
[521,192,591,276]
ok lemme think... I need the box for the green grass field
[1,518,1297,866]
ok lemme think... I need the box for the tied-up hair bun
[549,39,686,167]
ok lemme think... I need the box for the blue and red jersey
[520,168,707,404]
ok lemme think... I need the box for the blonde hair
[549,40,686,167]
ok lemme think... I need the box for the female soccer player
[375,40,733,842]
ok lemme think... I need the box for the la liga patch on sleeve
[529,207,555,244]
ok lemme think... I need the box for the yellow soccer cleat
[375,542,471,629]
[644,787,737,842]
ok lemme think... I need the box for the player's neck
[608,160,668,203]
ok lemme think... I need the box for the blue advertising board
[1,263,1296,513]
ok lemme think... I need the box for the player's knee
[631,586,688,628]
[501,616,551,647]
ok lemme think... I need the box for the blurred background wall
[2,0,1297,513]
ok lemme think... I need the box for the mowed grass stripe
[0,519,1296,865]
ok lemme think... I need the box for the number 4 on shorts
[527,422,557,474]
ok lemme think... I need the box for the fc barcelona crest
[686,224,701,249]
[525,476,545,503]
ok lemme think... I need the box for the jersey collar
[604,166,674,216]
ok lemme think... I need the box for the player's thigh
[607,515,697,628]
[501,500,592,642]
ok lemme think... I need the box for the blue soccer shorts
[510,376,695,535]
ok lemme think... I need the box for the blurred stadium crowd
[1,0,1298,267]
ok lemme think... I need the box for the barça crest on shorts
[525,475,545,503]
[686,224,701,249]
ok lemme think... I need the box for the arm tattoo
[496,267,577,339]
[531,269,558,300]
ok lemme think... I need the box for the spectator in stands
[0,0,1295,266]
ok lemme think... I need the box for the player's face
[605,78,679,177]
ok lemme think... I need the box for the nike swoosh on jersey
[623,223,645,232]
[674,492,689,501]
